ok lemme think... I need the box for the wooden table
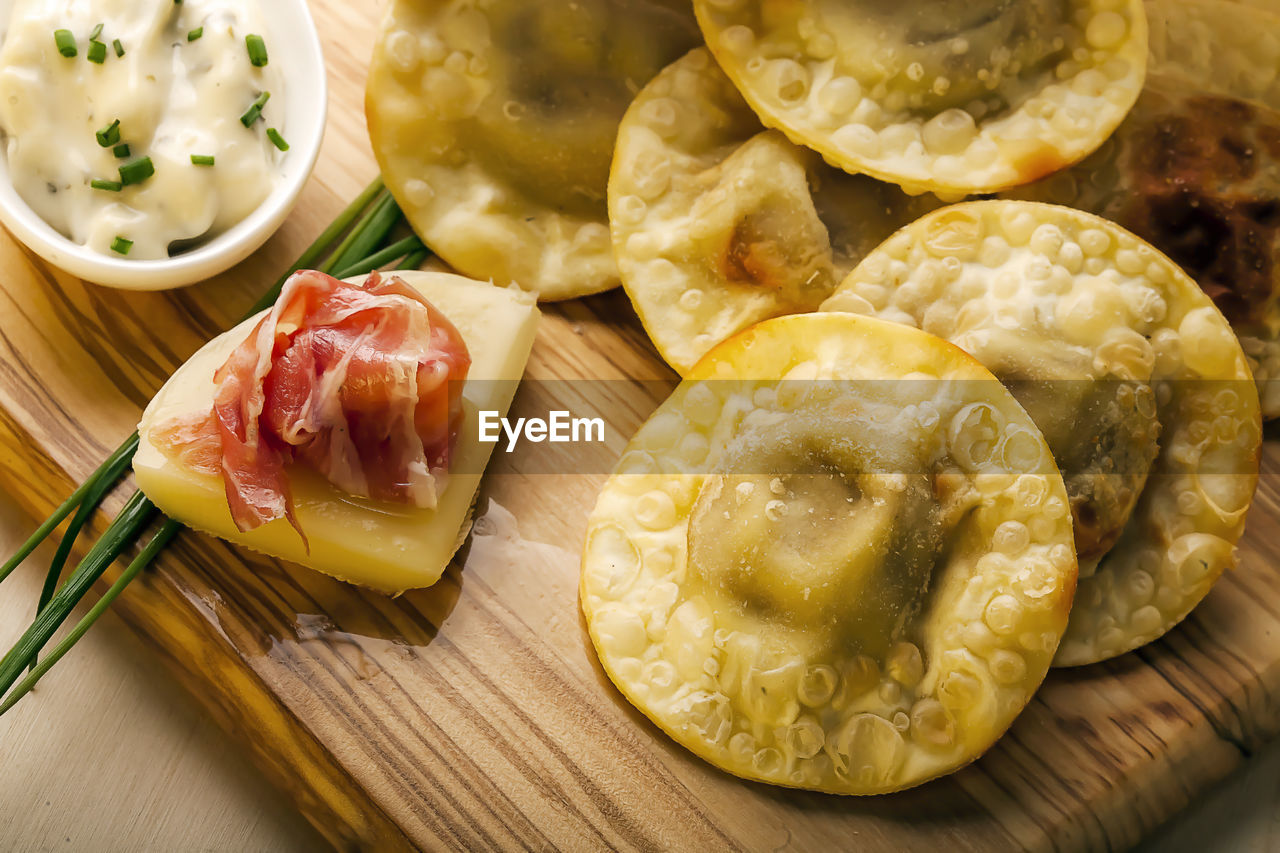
[0,1,1279,851]
[1,480,1279,851]
[0,491,323,852]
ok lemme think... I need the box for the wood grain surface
[0,491,325,853]
[0,1,1277,851]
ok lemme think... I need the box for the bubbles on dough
[582,312,1077,792]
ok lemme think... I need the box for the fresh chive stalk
[328,191,400,272]
[34,441,134,619]
[333,235,425,280]
[0,178,437,715]
[54,29,76,58]
[112,39,124,58]
[266,128,288,152]
[118,157,154,186]
[109,236,132,255]
[0,439,138,587]
[0,521,181,714]
[187,27,202,41]
[90,179,122,192]
[398,248,431,271]
[87,40,106,63]
[88,23,103,41]
[190,154,215,166]
[239,91,270,127]
[245,34,267,67]
[0,491,157,700]
[113,143,130,159]
[95,119,120,147]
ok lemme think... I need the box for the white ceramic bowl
[0,0,327,290]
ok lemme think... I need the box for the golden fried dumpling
[581,312,1077,794]
[1009,0,1280,417]
[610,47,939,374]
[366,0,699,300]
[693,0,1148,195]
[822,201,1261,665]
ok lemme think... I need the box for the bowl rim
[0,0,328,290]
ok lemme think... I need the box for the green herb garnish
[190,154,215,166]
[333,234,426,280]
[118,156,154,186]
[266,128,288,151]
[187,27,202,42]
[113,143,130,159]
[90,178,122,192]
[95,119,120,147]
[87,40,106,64]
[245,34,268,67]
[239,91,270,127]
[112,38,124,58]
[88,23,103,41]
[109,236,132,255]
[54,29,76,58]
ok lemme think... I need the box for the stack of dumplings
[367,0,1267,793]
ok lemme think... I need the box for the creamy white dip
[0,0,284,259]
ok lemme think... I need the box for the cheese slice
[134,271,539,594]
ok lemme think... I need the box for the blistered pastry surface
[822,201,1261,664]
[693,0,1148,194]
[581,312,1076,793]
[367,0,698,300]
[610,48,938,374]
[1010,0,1280,417]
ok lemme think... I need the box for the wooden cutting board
[0,1,1277,850]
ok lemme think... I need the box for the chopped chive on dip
[245,34,267,67]
[187,27,202,42]
[90,178,122,192]
[190,154,215,166]
[118,156,154,186]
[110,236,132,255]
[54,29,76,58]
[112,38,124,58]
[113,143,130,159]
[87,40,106,64]
[239,91,270,127]
[95,119,120,147]
[88,22,103,41]
[266,128,288,151]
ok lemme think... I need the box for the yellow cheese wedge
[134,271,539,594]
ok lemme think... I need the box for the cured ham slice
[153,270,471,543]
[135,271,539,593]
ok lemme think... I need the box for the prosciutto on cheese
[152,270,471,543]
